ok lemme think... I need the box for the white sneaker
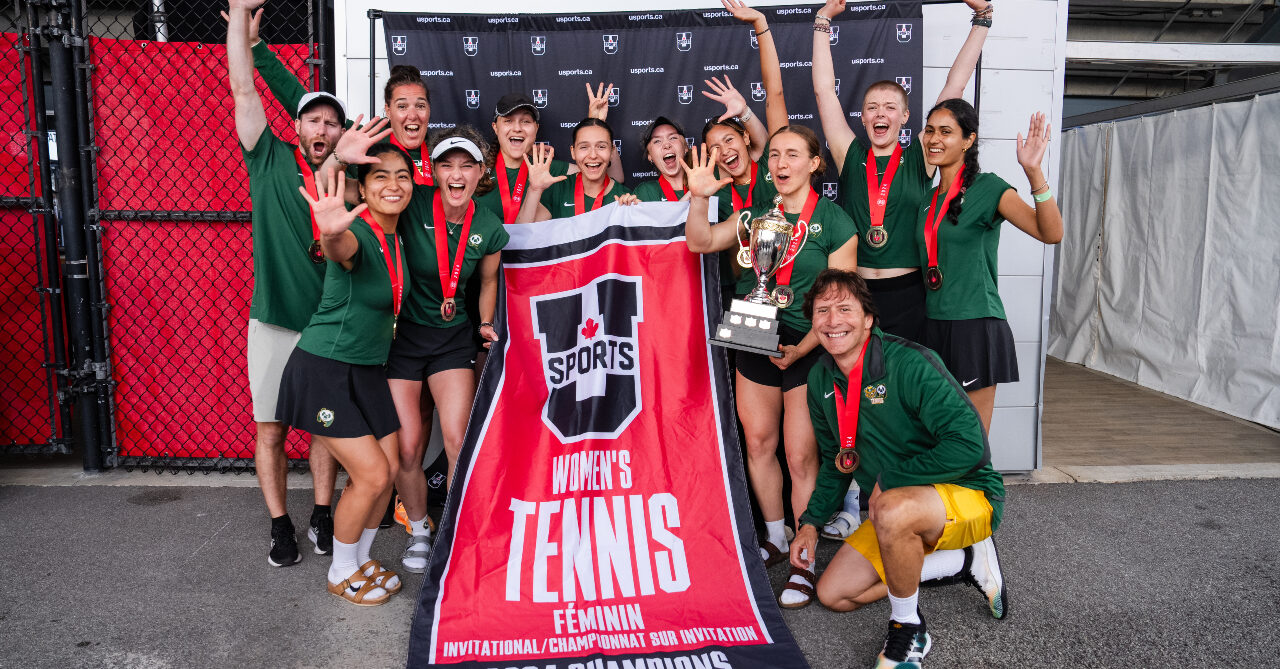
[963,536,1007,619]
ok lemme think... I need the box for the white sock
[408,515,431,537]
[920,549,965,582]
[842,486,861,516]
[889,590,921,624]
[759,518,789,560]
[356,527,378,566]
[329,538,360,585]
[778,562,815,606]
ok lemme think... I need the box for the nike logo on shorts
[962,378,978,387]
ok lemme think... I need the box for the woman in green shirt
[917,99,1063,432]
[517,118,636,222]
[387,126,509,575]
[278,145,413,606]
[685,125,858,609]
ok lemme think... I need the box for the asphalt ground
[1,478,1277,668]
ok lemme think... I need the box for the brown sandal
[327,569,391,606]
[759,540,788,568]
[360,559,402,596]
[778,565,816,610]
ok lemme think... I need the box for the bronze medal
[771,286,794,308]
[925,266,943,291]
[834,448,859,474]
[441,297,457,322]
[736,247,753,269]
[866,227,888,249]
[308,240,324,264]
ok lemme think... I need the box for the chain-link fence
[1,8,70,456]
[79,0,325,471]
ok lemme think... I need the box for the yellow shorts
[844,483,994,584]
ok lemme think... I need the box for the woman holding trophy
[683,125,858,610]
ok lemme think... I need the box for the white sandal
[821,511,860,540]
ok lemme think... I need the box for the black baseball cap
[494,93,540,123]
[642,116,687,147]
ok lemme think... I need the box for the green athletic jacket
[800,328,1005,531]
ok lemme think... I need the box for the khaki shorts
[247,318,302,423]
[845,483,994,583]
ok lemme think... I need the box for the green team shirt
[538,177,633,220]
[400,185,509,328]
[632,178,685,203]
[733,196,856,333]
[802,328,1005,531]
[839,138,932,269]
[475,159,571,221]
[917,172,1014,320]
[241,129,326,332]
[296,217,400,365]
[253,40,353,129]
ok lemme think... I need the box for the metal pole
[151,0,168,42]
[367,9,381,116]
[47,12,103,472]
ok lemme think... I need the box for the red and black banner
[408,202,807,669]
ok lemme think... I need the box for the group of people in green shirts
[231,0,1063,665]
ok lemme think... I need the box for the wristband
[1031,182,1049,194]
[755,27,770,37]
[1033,189,1053,203]
[972,16,992,27]
[333,153,348,169]
[738,107,754,123]
[813,22,831,33]
[814,15,831,23]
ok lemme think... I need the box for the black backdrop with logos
[382,2,922,203]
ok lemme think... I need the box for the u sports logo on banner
[603,34,619,54]
[829,25,840,45]
[834,78,841,96]
[897,23,913,43]
[899,128,912,146]
[613,138,623,157]
[895,76,913,94]
[750,82,766,102]
[391,35,407,56]
[465,90,480,110]
[533,89,548,108]
[676,31,692,51]
[748,29,758,49]
[823,182,838,200]
[531,35,547,55]
[608,87,620,107]
[677,85,693,105]
[463,35,478,56]
[531,275,644,442]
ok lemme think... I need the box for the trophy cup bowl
[709,196,796,357]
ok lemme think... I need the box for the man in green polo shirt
[228,0,339,568]
[790,269,1007,669]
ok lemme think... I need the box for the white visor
[430,137,484,162]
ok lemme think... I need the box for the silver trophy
[711,195,808,357]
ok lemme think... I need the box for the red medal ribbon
[924,166,966,274]
[495,152,529,224]
[390,133,433,186]
[865,143,902,234]
[357,210,405,317]
[432,191,475,312]
[832,337,871,473]
[730,161,758,211]
[293,148,322,242]
[772,187,821,287]
[573,173,611,216]
[657,174,681,202]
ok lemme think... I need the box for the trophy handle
[776,218,810,270]
[734,209,753,249]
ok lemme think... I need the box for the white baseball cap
[297,91,347,125]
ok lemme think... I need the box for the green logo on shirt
[316,408,335,427]
[863,384,887,405]
[468,233,483,247]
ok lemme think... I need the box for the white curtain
[1049,93,1280,429]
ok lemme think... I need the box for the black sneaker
[268,518,302,567]
[873,614,931,668]
[308,509,334,556]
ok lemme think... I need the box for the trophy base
[710,299,784,358]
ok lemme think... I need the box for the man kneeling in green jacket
[790,269,1008,669]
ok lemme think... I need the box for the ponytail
[926,98,980,224]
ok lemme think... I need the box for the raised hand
[334,114,392,166]
[818,0,846,19]
[681,144,732,198]
[964,0,993,11]
[586,82,614,121]
[702,76,748,122]
[228,0,266,11]
[613,193,640,207]
[220,6,264,43]
[1015,112,1051,172]
[524,143,567,192]
[298,168,365,238]
[721,0,766,30]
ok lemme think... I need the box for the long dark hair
[384,65,431,105]
[926,98,979,224]
[356,143,413,184]
[571,117,613,144]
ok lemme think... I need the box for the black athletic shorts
[922,317,1019,392]
[386,319,475,381]
[276,347,399,439]
[865,270,926,344]
[735,324,823,392]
